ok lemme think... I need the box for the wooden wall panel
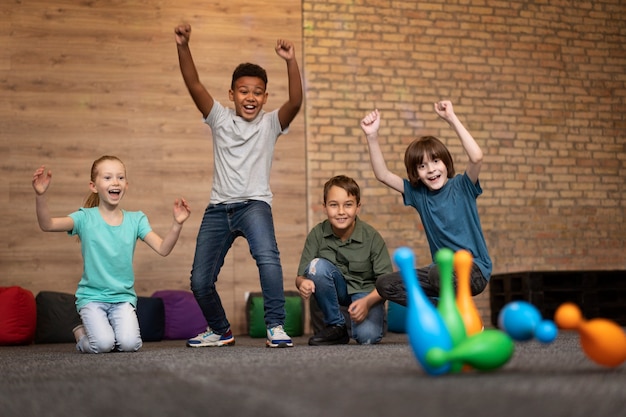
[1,0,306,336]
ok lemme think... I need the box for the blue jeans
[304,258,385,345]
[77,301,142,354]
[190,200,286,334]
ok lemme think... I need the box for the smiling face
[229,76,268,121]
[417,154,449,191]
[404,136,455,190]
[323,185,360,241]
[89,159,128,207]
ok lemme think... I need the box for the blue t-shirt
[403,174,492,279]
[68,207,152,310]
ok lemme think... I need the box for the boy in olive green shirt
[296,175,392,345]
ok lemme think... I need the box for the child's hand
[173,197,191,224]
[348,299,368,323]
[434,100,455,122]
[32,165,52,195]
[297,279,315,300]
[174,24,191,46]
[360,109,381,136]
[275,39,295,61]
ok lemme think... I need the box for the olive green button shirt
[297,217,393,294]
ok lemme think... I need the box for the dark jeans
[190,200,286,334]
[375,263,488,307]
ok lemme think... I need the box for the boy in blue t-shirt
[360,101,492,305]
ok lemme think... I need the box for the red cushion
[0,286,37,345]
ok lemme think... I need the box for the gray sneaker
[266,325,293,348]
[186,328,235,348]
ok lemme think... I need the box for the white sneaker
[186,328,235,348]
[266,325,293,348]
[72,325,86,343]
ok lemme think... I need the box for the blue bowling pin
[394,247,453,375]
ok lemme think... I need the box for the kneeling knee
[117,337,142,352]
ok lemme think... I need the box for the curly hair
[231,63,268,89]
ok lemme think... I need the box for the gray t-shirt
[204,100,287,205]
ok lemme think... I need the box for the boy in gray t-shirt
[175,24,303,348]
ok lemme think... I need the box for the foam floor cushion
[247,291,304,338]
[387,301,407,333]
[151,290,207,340]
[136,296,165,342]
[0,286,37,345]
[35,291,81,344]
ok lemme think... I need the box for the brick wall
[302,0,626,320]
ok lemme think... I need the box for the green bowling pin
[426,329,515,371]
[435,248,467,372]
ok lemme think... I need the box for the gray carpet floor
[1,331,625,417]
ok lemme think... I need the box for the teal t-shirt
[68,207,152,311]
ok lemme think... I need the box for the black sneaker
[308,324,349,346]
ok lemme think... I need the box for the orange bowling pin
[554,302,626,368]
[454,250,484,336]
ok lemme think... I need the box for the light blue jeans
[190,200,286,334]
[304,258,385,345]
[77,301,142,354]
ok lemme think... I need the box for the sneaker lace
[271,325,288,338]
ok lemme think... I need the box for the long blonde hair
[83,155,126,208]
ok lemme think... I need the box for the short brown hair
[404,136,455,187]
[323,175,361,205]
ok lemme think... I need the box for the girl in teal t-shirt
[33,155,190,353]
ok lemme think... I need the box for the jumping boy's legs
[189,201,292,348]
[233,200,292,348]
[188,204,236,347]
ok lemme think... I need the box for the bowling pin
[454,249,484,336]
[554,302,626,367]
[425,329,515,371]
[435,248,466,372]
[393,247,452,375]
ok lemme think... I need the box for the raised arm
[434,101,483,184]
[360,109,404,193]
[274,39,303,130]
[143,198,191,257]
[32,166,75,232]
[175,24,214,118]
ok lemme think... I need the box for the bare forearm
[177,44,200,86]
[365,134,404,192]
[156,222,184,256]
[35,194,53,231]
[448,115,483,164]
[286,58,303,110]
